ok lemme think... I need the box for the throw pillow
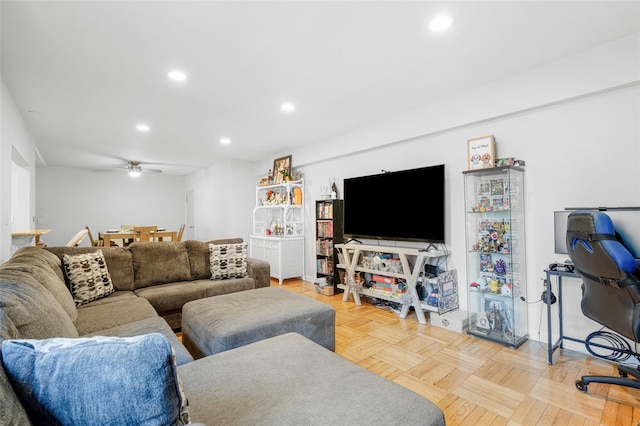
[209,242,249,280]
[62,250,114,306]
[1,333,190,425]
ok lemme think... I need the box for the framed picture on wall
[272,155,292,183]
[467,135,496,170]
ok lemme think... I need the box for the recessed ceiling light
[168,70,187,81]
[136,124,150,132]
[281,102,296,112]
[429,15,454,32]
[220,138,231,144]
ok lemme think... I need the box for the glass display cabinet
[463,166,528,348]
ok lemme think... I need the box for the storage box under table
[303,281,335,296]
[429,310,469,333]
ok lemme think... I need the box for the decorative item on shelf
[280,169,291,182]
[292,169,301,181]
[260,170,271,187]
[264,190,276,205]
[272,155,292,184]
[293,187,303,205]
[495,157,526,167]
[467,135,496,170]
[330,177,339,199]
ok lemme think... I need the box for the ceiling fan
[122,161,162,177]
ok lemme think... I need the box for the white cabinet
[250,235,304,285]
[251,179,304,284]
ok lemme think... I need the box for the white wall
[184,158,256,242]
[36,167,187,247]
[263,33,639,349]
[0,78,37,262]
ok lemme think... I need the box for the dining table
[98,228,178,247]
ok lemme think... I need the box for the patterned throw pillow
[1,333,190,425]
[62,250,114,306]
[209,242,249,280]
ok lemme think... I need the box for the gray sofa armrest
[246,258,270,288]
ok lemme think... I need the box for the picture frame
[467,135,496,170]
[272,155,292,184]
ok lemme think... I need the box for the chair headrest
[567,210,637,277]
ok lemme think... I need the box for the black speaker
[416,283,426,300]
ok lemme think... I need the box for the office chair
[566,210,640,392]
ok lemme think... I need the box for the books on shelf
[316,202,334,219]
[316,221,334,238]
[316,258,334,275]
[315,239,334,256]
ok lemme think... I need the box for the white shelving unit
[335,243,449,325]
[250,179,304,285]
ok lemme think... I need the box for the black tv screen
[343,164,445,243]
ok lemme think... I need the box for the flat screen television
[343,164,445,244]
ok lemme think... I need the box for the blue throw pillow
[1,333,190,425]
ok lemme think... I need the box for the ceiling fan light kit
[128,164,142,177]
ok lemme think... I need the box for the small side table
[545,268,583,365]
[11,229,51,253]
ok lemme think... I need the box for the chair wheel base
[576,380,588,392]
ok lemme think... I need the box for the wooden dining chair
[121,224,137,245]
[176,224,186,242]
[133,226,158,243]
[85,226,99,246]
[85,226,118,247]
[66,229,89,247]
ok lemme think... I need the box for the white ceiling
[2,1,639,175]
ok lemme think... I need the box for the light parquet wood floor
[274,278,640,425]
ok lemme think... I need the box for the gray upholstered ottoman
[181,287,335,358]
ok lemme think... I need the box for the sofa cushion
[130,242,191,289]
[63,250,114,306]
[75,296,159,336]
[209,242,248,280]
[46,246,135,292]
[1,333,190,425]
[3,247,78,322]
[76,290,138,307]
[0,310,31,425]
[134,280,207,314]
[82,316,194,366]
[185,239,243,280]
[0,360,31,426]
[0,272,79,340]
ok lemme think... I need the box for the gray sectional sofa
[45,238,271,330]
[0,242,445,425]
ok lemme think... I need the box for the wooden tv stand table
[336,243,447,325]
